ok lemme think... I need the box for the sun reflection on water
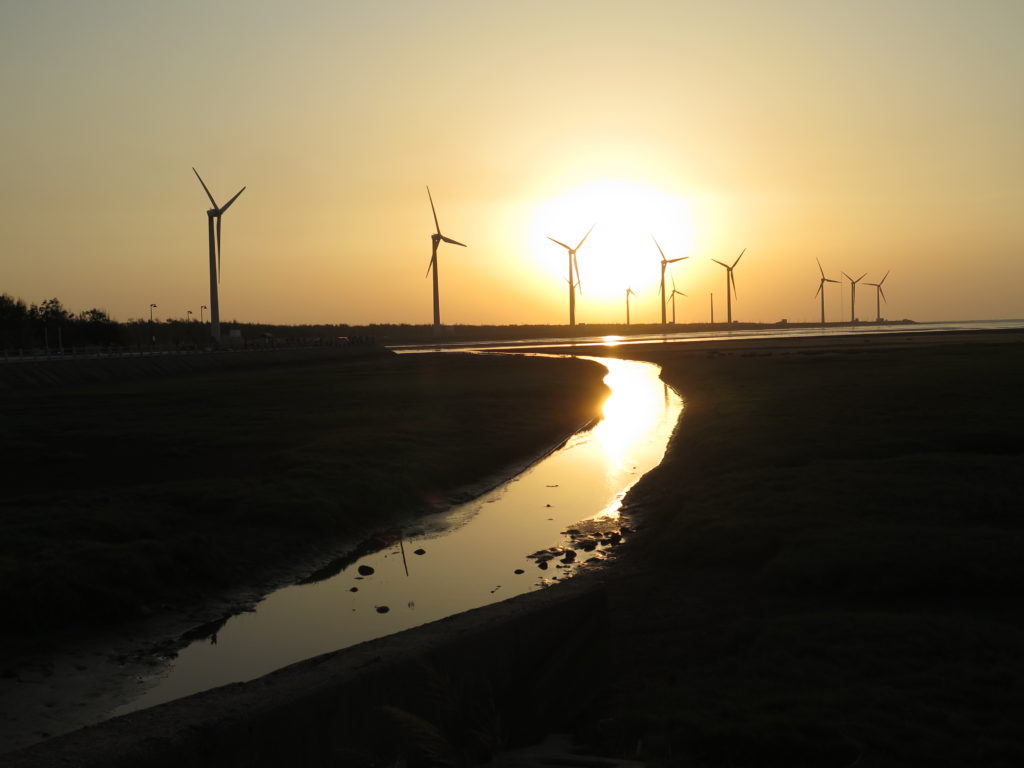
[589,357,667,473]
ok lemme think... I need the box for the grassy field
[571,334,1024,766]
[0,351,608,633]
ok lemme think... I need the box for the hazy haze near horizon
[2,1,1022,326]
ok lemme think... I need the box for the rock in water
[358,564,375,576]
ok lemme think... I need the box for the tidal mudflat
[553,330,1024,766]
[0,350,608,752]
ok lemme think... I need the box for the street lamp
[200,305,207,324]
[187,310,193,322]
[149,303,158,322]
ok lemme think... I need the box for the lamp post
[186,310,193,322]
[200,305,207,324]
[149,303,157,322]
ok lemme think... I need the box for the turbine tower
[815,258,840,325]
[193,168,245,344]
[864,270,890,323]
[547,224,594,327]
[652,236,687,326]
[712,249,746,325]
[842,271,867,323]
[425,186,467,334]
[625,287,636,325]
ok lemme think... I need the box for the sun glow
[528,179,696,312]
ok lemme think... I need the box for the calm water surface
[115,355,683,714]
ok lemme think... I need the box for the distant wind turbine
[652,236,688,326]
[842,271,867,323]
[193,168,245,343]
[548,224,594,327]
[625,287,636,325]
[425,186,467,334]
[669,276,687,325]
[815,258,840,325]
[712,249,746,325]
[864,270,890,323]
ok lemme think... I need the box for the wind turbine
[842,271,867,323]
[712,249,746,325]
[425,186,467,334]
[669,276,687,325]
[652,236,688,326]
[548,224,594,327]
[193,168,245,343]
[864,270,890,323]
[815,258,840,325]
[625,287,636,325]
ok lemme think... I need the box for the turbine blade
[425,253,436,278]
[426,186,441,235]
[816,257,825,278]
[815,281,823,298]
[216,215,222,283]
[651,235,666,261]
[667,257,687,264]
[574,253,582,294]
[842,271,853,281]
[193,168,218,209]
[826,278,840,284]
[441,235,467,247]
[712,259,728,268]
[880,270,891,285]
[732,248,746,268]
[856,273,867,283]
[575,223,595,251]
[731,271,737,298]
[219,186,246,214]
[547,237,572,251]
[880,286,887,302]
[671,274,676,292]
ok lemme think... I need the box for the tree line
[0,293,379,352]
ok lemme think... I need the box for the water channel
[112,354,683,716]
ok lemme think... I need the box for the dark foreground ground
[0,350,609,639]
[566,331,1024,767]
[5,332,1024,767]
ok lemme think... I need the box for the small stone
[413,548,426,555]
[562,550,577,562]
[514,569,524,575]
[358,564,375,576]
[375,605,390,614]
[349,587,358,592]
[538,561,549,570]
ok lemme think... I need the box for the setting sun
[528,180,696,309]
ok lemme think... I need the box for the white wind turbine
[669,276,687,325]
[864,270,890,322]
[712,249,746,325]
[425,186,467,334]
[842,271,867,323]
[652,236,687,326]
[548,225,594,327]
[815,258,840,325]
[193,168,245,343]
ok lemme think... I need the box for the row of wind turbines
[191,172,891,340]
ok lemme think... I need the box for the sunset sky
[2,1,1022,326]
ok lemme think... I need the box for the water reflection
[112,355,683,716]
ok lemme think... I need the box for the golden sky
[2,1,1022,325]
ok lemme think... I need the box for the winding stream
[111,356,682,715]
